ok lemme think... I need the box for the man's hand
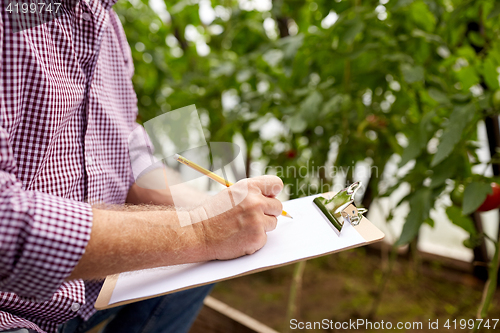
[190,175,284,260]
[68,176,283,281]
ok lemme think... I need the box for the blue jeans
[57,284,213,333]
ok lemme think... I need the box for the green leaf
[424,217,435,228]
[409,1,436,32]
[278,34,305,60]
[431,104,475,167]
[300,91,323,124]
[393,0,414,10]
[462,182,493,215]
[451,93,472,102]
[263,49,284,68]
[400,64,424,84]
[320,95,343,117]
[383,53,413,63]
[342,19,365,45]
[483,57,500,90]
[249,114,273,132]
[399,133,421,166]
[463,234,483,249]
[411,29,442,43]
[445,205,476,235]
[170,0,190,14]
[488,2,500,19]
[286,114,307,133]
[468,31,485,47]
[427,88,450,105]
[396,188,432,246]
[399,111,435,166]
[294,88,310,97]
[430,156,456,188]
[455,66,480,90]
[236,70,252,83]
[210,62,235,78]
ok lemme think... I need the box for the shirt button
[82,12,92,21]
[86,155,94,165]
[71,302,81,312]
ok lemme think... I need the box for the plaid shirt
[0,0,138,331]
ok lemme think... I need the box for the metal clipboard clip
[313,182,368,236]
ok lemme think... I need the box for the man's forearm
[68,208,210,281]
[69,176,284,281]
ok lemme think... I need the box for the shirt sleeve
[0,3,3,71]
[0,10,92,302]
[128,122,165,183]
[0,126,93,301]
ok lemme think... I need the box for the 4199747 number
[5,2,61,14]
[444,318,498,330]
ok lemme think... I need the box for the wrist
[188,207,218,260]
[188,205,209,225]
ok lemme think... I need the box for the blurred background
[116,0,500,331]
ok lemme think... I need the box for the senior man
[0,1,283,332]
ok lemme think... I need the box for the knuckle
[247,215,263,230]
[247,233,266,251]
[272,215,278,225]
[237,178,249,186]
[249,182,260,192]
[245,195,262,209]
[245,248,257,255]
[274,198,283,210]
[234,179,250,192]
[268,198,282,215]
[250,177,266,188]
[243,211,260,227]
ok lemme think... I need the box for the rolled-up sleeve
[0,127,93,301]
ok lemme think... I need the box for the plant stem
[343,58,351,93]
[367,245,398,319]
[410,238,421,276]
[472,236,500,332]
[284,260,307,332]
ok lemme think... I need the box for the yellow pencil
[174,154,293,219]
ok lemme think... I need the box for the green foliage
[396,188,432,246]
[446,205,476,235]
[115,0,500,246]
[431,104,476,167]
[462,181,493,215]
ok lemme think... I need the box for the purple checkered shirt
[0,0,139,331]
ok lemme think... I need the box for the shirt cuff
[0,190,93,301]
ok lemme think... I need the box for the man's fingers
[250,175,284,197]
[263,214,278,232]
[262,197,283,217]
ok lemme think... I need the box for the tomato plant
[117,0,500,323]
[286,150,297,159]
[451,184,465,207]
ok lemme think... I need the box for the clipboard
[95,184,384,310]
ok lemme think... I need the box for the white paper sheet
[108,195,366,306]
